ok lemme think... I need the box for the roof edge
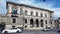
[6,1,54,13]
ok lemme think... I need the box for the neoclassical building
[0,1,55,30]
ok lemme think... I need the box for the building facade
[0,1,54,30]
[54,18,60,29]
[0,14,6,23]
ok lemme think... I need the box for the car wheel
[4,31,8,34]
[17,30,20,33]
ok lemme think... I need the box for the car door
[8,29,16,33]
[7,29,13,33]
[11,29,17,33]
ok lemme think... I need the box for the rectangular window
[50,21,52,24]
[45,20,47,24]
[25,19,27,23]
[31,11,33,15]
[50,13,52,18]
[13,18,16,23]
[25,10,27,15]
[41,13,43,17]
[50,19,53,24]
[36,12,38,16]
[45,13,47,17]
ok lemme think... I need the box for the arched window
[30,19,34,27]
[36,19,39,27]
[40,19,43,27]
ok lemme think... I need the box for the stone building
[0,14,6,23]
[0,14,6,29]
[54,18,60,29]
[0,1,54,30]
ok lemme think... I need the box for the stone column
[43,19,46,28]
[39,21,41,28]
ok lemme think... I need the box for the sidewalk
[23,29,42,33]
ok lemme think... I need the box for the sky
[0,0,60,19]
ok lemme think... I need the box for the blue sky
[0,0,60,19]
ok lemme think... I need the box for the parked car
[42,27,52,31]
[2,28,22,34]
[17,27,23,31]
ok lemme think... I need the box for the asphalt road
[0,30,60,34]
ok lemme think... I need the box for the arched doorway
[0,22,5,32]
[30,19,34,27]
[36,19,39,27]
[40,19,43,27]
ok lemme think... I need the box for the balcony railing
[11,14,18,17]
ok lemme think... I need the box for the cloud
[52,8,60,19]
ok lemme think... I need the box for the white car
[42,27,52,31]
[2,28,22,34]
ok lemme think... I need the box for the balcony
[11,14,18,17]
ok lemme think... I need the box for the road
[0,30,60,34]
